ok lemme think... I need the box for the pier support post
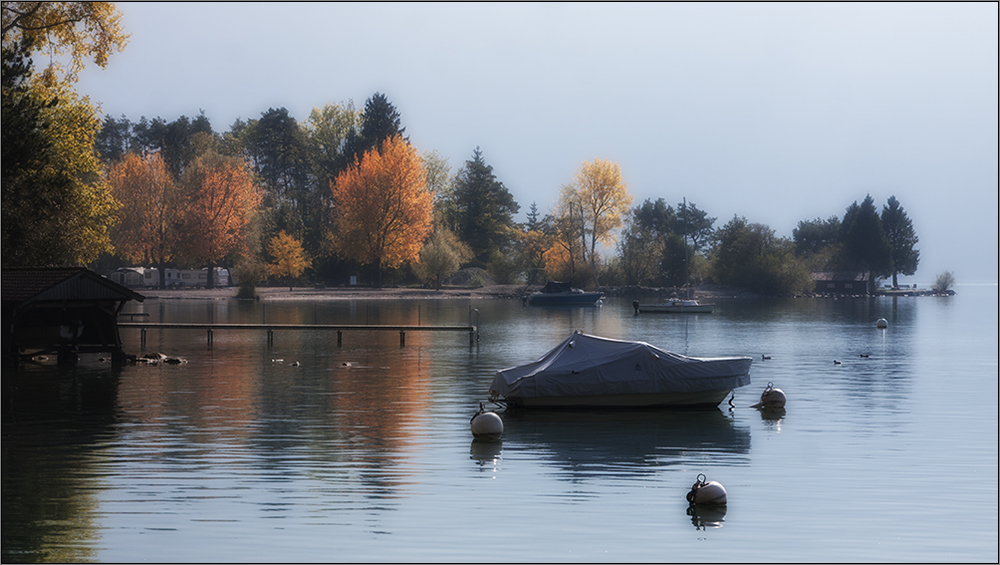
[267,329,273,346]
[207,328,213,348]
[337,330,342,347]
[399,330,405,347]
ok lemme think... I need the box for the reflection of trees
[308,312,431,499]
[2,365,120,562]
[501,408,750,481]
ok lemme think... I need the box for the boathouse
[2,267,145,366]
[810,270,871,295]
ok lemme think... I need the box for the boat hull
[527,292,604,305]
[637,304,714,313]
[504,388,735,408]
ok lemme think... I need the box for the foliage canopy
[331,135,433,285]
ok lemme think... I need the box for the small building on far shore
[2,267,145,366]
[810,271,871,295]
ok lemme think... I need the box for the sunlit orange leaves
[179,152,262,265]
[106,151,178,265]
[331,135,433,274]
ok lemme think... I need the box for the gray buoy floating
[470,403,503,441]
[687,473,727,506]
[751,382,786,409]
[876,318,888,329]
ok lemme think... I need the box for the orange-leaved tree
[330,135,433,286]
[267,230,311,290]
[178,151,262,284]
[106,151,179,287]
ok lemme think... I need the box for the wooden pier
[119,323,479,348]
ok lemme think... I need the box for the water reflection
[2,364,121,562]
[469,440,503,469]
[500,408,750,480]
[687,504,727,530]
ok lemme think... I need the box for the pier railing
[119,323,479,348]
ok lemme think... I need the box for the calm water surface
[3,285,997,562]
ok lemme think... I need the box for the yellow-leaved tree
[561,158,633,281]
[267,230,311,290]
[2,1,129,85]
[330,135,433,286]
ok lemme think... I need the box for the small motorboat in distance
[633,298,715,314]
[525,281,604,305]
[489,332,751,408]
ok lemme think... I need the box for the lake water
[3,285,997,562]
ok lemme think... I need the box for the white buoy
[687,474,727,506]
[876,318,888,329]
[470,404,503,440]
[751,382,786,409]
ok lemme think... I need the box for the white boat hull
[505,388,735,408]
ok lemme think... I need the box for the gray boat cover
[490,332,752,399]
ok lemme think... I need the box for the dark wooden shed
[2,267,145,366]
[811,271,871,295]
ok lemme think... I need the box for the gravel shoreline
[136,283,760,301]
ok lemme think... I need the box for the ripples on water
[3,286,997,562]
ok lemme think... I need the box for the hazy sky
[72,2,998,283]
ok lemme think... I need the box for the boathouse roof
[2,267,145,305]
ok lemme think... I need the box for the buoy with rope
[470,403,504,441]
[876,318,888,329]
[751,382,786,409]
[686,473,727,506]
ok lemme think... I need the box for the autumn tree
[881,195,919,287]
[561,158,633,280]
[177,151,262,283]
[2,1,128,85]
[106,151,180,286]
[267,230,311,290]
[2,41,118,267]
[330,135,433,287]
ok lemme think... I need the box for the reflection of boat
[634,298,714,313]
[526,281,604,305]
[490,332,752,408]
[500,408,751,476]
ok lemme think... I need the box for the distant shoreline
[134,282,956,302]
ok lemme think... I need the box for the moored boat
[489,332,751,408]
[525,281,604,305]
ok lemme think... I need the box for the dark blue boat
[526,281,604,305]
